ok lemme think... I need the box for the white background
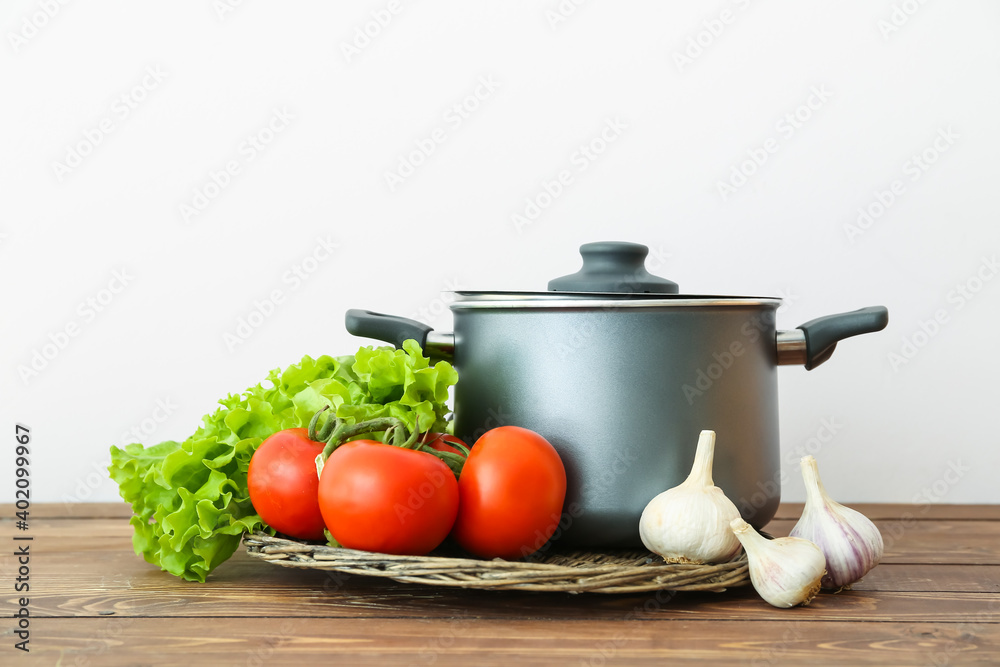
[1,1,998,507]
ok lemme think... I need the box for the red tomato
[248,428,326,540]
[318,440,459,556]
[420,432,468,457]
[452,426,567,560]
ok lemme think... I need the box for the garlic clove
[789,455,884,590]
[730,518,826,608]
[639,430,742,564]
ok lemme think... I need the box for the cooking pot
[344,242,888,548]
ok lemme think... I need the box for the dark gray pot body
[451,301,781,548]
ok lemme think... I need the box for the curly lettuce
[108,341,457,582]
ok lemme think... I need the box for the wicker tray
[244,532,750,594]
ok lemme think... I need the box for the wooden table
[2,503,998,665]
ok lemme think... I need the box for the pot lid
[548,242,679,294]
[449,242,780,308]
[449,291,780,308]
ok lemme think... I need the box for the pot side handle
[345,309,455,359]
[777,306,889,370]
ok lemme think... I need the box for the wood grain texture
[1,504,998,665]
[5,540,999,620]
[6,515,1000,562]
[6,501,1000,520]
[20,618,1000,666]
[770,503,1000,521]
[764,519,1000,564]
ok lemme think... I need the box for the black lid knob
[547,242,679,294]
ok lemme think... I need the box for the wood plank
[5,515,999,564]
[772,503,1000,521]
[852,564,1000,593]
[11,539,999,623]
[19,585,1000,624]
[0,502,134,519]
[0,517,134,538]
[19,618,1000,666]
[763,519,1000,565]
[3,501,999,522]
[27,544,1000,593]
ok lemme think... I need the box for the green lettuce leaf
[109,343,456,582]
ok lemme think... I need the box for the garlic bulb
[639,430,742,564]
[730,518,826,608]
[789,455,884,590]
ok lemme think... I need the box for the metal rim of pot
[345,241,888,372]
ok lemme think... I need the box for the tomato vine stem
[308,409,465,479]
